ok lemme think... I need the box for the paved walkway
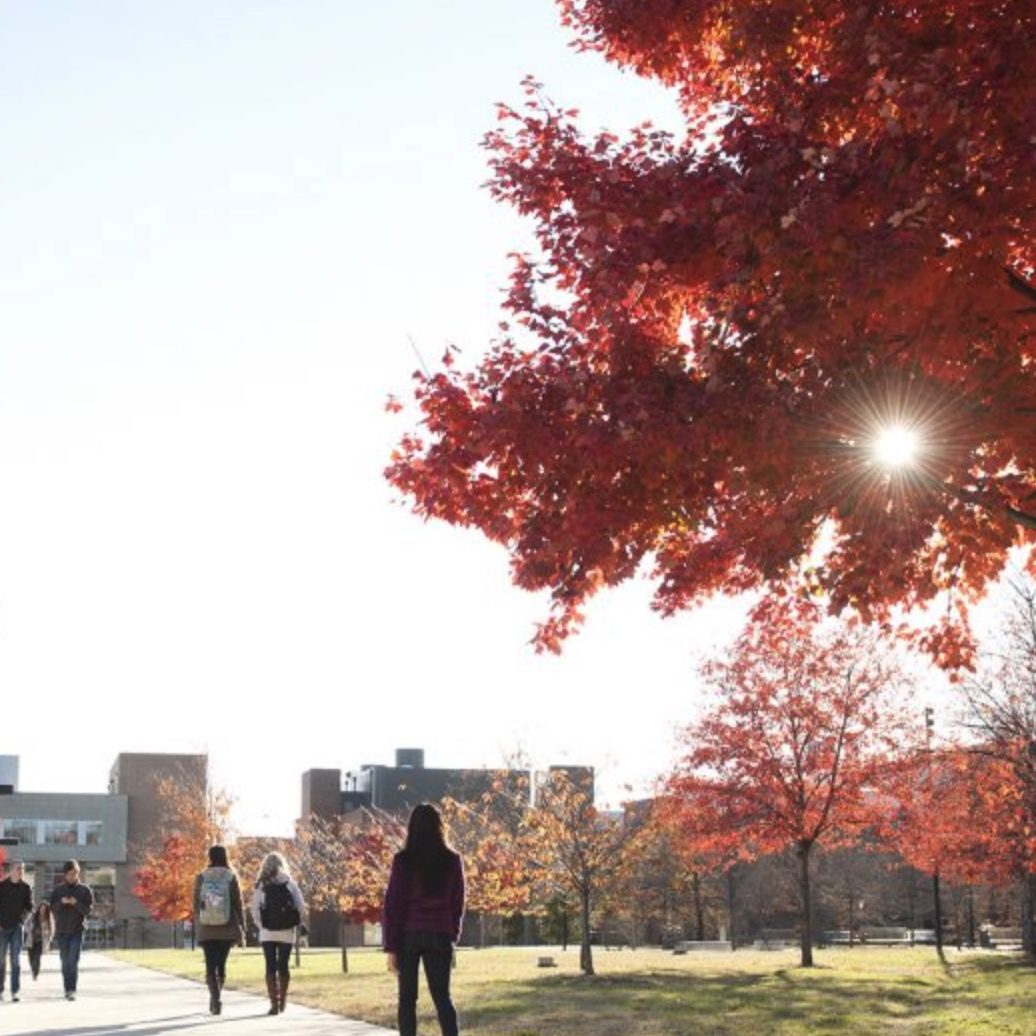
[5,952,394,1036]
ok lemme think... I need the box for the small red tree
[294,810,403,971]
[881,746,993,957]
[133,834,195,924]
[666,600,908,966]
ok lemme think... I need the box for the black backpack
[260,881,300,931]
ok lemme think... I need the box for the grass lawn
[109,945,1036,1036]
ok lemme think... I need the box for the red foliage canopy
[387,1,1036,660]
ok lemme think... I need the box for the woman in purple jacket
[383,804,465,1036]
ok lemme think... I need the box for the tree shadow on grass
[454,960,1036,1036]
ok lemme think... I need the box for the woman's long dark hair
[399,804,453,895]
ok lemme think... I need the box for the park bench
[673,940,733,954]
[912,929,962,946]
[859,926,911,945]
[537,955,557,967]
[754,928,799,950]
[981,926,1023,951]
[821,930,854,946]
[592,928,632,950]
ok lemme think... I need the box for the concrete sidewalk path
[5,951,395,1036]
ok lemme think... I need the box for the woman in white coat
[250,853,305,1015]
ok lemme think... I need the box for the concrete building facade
[0,752,209,947]
[0,784,128,933]
[108,751,209,945]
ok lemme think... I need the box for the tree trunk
[933,871,945,961]
[579,887,594,976]
[562,910,569,952]
[726,867,737,950]
[848,891,855,948]
[966,885,976,949]
[797,843,815,968]
[1022,875,1036,964]
[692,871,705,942]
[340,916,349,974]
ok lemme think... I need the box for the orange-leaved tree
[439,779,540,944]
[132,768,234,929]
[388,0,1036,664]
[526,768,632,976]
[294,810,403,971]
[666,600,909,966]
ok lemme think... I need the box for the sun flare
[871,424,921,469]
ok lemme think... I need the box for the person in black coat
[0,860,33,1002]
[48,860,93,1001]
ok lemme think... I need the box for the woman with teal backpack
[193,845,245,1016]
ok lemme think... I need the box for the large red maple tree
[665,600,908,966]
[387,1,1036,660]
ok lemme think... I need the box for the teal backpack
[198,869,233,926]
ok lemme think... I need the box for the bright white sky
[0,0,761,835]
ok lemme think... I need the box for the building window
[82,866,116,919]
[2,819,38,845]
[40,820,79,846]
[42,864,66,890]
[1,818,104,847]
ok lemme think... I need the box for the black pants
[27,942,43,979]
[397,931,458,1036]
[200,940,233,982]
[262,941,292,976]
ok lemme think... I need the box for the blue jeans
[0,925,23,996]
[56,932,83,993]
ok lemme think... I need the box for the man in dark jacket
[0,860,33,1003]
[49,860,93,1001]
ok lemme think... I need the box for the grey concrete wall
[0,791,128,865]
[301,768,341,821]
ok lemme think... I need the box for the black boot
[266,974,279,1015]
[278,970,290,1013]
[207,975,221,1016]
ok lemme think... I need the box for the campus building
[301,747,551,819]
[0,751,208,947]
